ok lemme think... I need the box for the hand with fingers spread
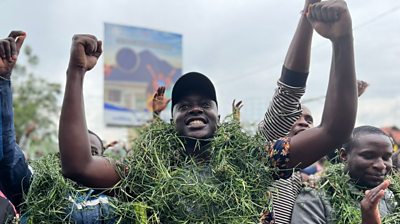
[360,180,390,224]
[68,34,102,73]
[232,99,243,122]
[152,86,171,117]
[0,31,26,78]
[306,0,353,41]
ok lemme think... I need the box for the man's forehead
[176,92,214,103]
[352,134,393,153]
[357,133,392,145]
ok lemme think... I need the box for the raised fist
[68,34,102,72]
[307,0,353,41]
[0,31,26,78]
[357,80,369,97]
[303,0,321,14]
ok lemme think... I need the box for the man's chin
[183,130,213,140]
[186,134,212,140]
[362,179,384,189]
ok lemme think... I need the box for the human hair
[88,129,105,154]
[342,125,390,153]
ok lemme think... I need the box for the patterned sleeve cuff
[267,137,294,180]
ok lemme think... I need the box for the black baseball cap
[171,72,217,113]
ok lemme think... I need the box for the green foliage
[113,118,275,223]
[389,171,400,202]
[24,117,277,223]
[318,164,400,224]
[13,45,61,157]
[23,154,147,224]
[384,171,400,222]
[23,154,78,223]
[318,164,364,224]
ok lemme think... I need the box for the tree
[13,45,61,159]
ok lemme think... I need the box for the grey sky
[1,0,399,141]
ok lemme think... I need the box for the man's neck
[183,138,212,161]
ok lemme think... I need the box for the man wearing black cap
[169,72,219,156]
[59,1,357,221]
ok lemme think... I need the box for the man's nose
[189,106,204,114]
[372,158,387,173]
[297,117,310,128]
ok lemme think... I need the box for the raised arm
[59,34,120,188]
[259,0,319,142]
[288,0,357,168]
[0,31,32,207]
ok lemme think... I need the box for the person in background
[291,126,396,223]
[0,31,32,212]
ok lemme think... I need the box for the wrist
[67,66,87,77]
[331,33,354,45]
[361,209,380,224]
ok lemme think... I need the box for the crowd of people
[0,0,398,223]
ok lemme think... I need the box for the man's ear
[339,147,348,162]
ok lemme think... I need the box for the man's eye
[202,103,211,108]
[305,116,313,124]
[179,105,189,110]
[383,155,392,161]
[362,153,374,160]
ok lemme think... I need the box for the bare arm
[288,0,357,169]
[59,35,120,188]
[259,0,319,141]
[284,0,319,73]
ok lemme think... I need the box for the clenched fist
[307,0,353,41]
[68,34,102,72]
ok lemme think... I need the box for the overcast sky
[1,0,399,141]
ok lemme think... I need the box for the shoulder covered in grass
[25,118,284,223]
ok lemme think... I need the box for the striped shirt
[258,80,305,142]
[258,67,308,223]
[271,172,303,224]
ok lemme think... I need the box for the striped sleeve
[258,80,305,142]
[270,172,303,224]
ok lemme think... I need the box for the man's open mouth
[186,117,207,128]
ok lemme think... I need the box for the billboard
[104,23,182,126]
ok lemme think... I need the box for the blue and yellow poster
[104,23,182,126]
